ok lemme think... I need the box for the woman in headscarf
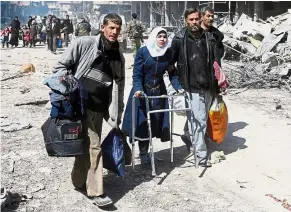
[9,16,21,47]
[122,27,183,164]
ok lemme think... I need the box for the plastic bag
[163,71,186,116]
[101,129,131,177]
[206,96,228,144]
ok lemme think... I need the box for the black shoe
[181,134,193,153]
[197,157,212,167]
[140,153,151,165]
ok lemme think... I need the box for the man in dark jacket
[51,16,61,53]
[170,8,218,167]
[28,16,33,29]
[46,15,52,51]
[51,13,125,207]
[201,7,225,65]
[62,15,74,47]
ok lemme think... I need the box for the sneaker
[140,153,151,165]
[90,194,113,207]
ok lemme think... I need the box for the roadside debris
[0,117,32,132]
[14,99,49,107]
[20,87,30,94]
[209,151,226,164]
[1,73,25,82]
[220,9,291,91]
[9,160,15,173]
[265,194,291,211]
[20,63,35,73]
[30,184,45,193]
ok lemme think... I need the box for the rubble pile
[219,9,291,91]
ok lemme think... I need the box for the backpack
[130,20,143,39]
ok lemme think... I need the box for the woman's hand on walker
[134,91,144,98]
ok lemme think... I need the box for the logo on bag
[69,126,80,134]
[64,134,78,140]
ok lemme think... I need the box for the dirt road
[1,44,291,212]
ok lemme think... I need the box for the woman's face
[156,33,167,48]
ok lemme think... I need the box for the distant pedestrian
[29,20,38,47]
[127,13,144,58]
[1,26,11,48]
[9,16,21,47]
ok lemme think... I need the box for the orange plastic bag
[206,97,228,144]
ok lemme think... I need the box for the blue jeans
[186,89,214,159]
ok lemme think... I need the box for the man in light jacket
[52,13,125,207]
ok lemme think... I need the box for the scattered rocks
[209,151,226,164]
[20,87,30,94]
[30,184,45,193]
[0,117,32,132]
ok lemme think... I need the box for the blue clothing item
[50,100,74,118]
[122,46,182,141]
[44,70,78,95]
[45,70,88,118]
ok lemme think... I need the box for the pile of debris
[219,9,291,91]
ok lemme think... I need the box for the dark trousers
[52,35,57,52]
[30,39,36,47]
[1,37,9,48]
[64,33,69,47]
[47,32,52,50]
[47,34,57,52]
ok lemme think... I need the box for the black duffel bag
[41,117,84,157]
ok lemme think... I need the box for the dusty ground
[1,43,291,212]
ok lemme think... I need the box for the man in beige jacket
[52,13,125,207]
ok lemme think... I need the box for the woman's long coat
[30,24,38,40]
[122,46,182,142]
[9,20,20,46]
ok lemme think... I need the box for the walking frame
[131,93,198,176]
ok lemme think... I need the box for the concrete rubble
[219,9,291,91]
[0,117,32,132]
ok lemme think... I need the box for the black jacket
[51,21,61,35]
[207,26,224,65]
[170,27,217,92]
[63,19,73,34]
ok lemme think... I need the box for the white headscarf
[146,27,168,57]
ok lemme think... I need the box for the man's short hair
[201,7,214,16]
[184,8,201,20]
[103,13,122,26]
[132,13,137,19]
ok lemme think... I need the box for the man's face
[202,11,214,28]
[66,16,69,20]
[186,12,200,32]
[101,21,121,42]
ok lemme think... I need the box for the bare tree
[148,1,165,25]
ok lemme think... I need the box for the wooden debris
[14,100,49,106]
[9,160,15,173]
[1,73,25,82]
